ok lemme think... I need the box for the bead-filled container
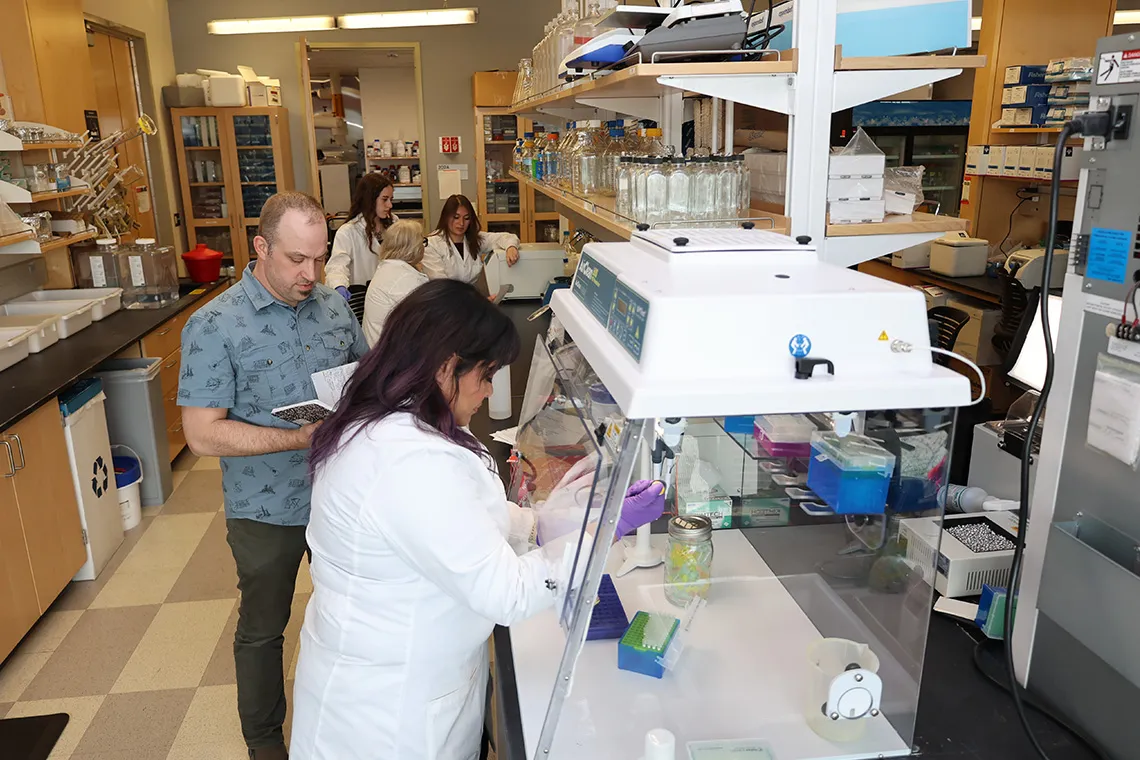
[807,432,895,515]
[664,514,714,607]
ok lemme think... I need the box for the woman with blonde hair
[362,219,430,346]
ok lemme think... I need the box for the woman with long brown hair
[423,194,520,286]
[325,172,398,299]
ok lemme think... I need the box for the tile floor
[0,451,311,760]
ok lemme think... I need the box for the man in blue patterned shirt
[179,192,368,760]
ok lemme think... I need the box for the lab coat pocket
[425,664,485,760]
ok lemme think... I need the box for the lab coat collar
[239,262,318,312]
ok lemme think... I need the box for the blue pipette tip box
[586,575,629,641]
[618,611,679,679]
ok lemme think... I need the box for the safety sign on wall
[440,136,462,153]
[1098,50,1140,85]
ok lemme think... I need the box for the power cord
[1004,110,1116,760]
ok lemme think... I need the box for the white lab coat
[325,213,400,289]
[422,231,520,285]
[362,260,430,347]
[290,413,588,760]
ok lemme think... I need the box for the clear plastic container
[599,127,624,196]
[541,133,560,184]
[755,414,817,458]
[632,158,649,224]
[715,156,740,226]
[664,514,714,607]
[615,157,634,219]
[689,158,717,222]
[73,238,123,290]
[667,158,691,222]
[570,121,603,196]
[644,158,669,226]
[583,125,612,196]
[521,133,537,177]
[806,432,896,515]
[117,239,180,310]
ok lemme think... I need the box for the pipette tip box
[586,575,629,641]
[618,612,679,679]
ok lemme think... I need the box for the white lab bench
[502,530,918,760]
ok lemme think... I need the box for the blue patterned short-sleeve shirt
[178,264,368,526]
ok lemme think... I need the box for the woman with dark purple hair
[288,279,664,760]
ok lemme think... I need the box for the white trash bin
[59,379,126,581]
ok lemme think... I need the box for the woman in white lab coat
[325,172,398,297]
[290,279,665,760]
[423,194,520,286]
[361,219,429,347]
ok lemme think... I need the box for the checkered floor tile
[0,451,310,759]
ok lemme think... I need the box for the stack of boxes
[966,143,1082,183]
[1000,65,1049,127]
[828,147,887,224]
[1044,57,1094,126]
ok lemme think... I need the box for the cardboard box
[966,145,988,175]
[827,175,885,201]
[915,285,949,309]
[947,296,1003,366]
[1033,145,1082,181]
[986,145,1006,175]
[473,71,518,107]
[1001,105,1050,126]
[247,82,282,107]
[1002,146,1021,177]
[829,199,886,224]
[1004,65,1047,85]
[162,85,206,108]
[829,151,887,178]
[930,233,989,277]
[1002,84,1050,107]
[1016,148,1036,179]
[884,189,916,215]
[892,241,931,269]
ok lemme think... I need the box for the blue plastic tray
[586,575,629,641]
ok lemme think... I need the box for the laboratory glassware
[664,515,714,607]
[644,158,668,226]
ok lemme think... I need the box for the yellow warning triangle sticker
[878,331,889,342]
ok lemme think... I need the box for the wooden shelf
[19,141,83,151]
[38,230,97,252]
[189,182,224,187]
[511,170,788,239]
[241,182,276,186]
[486,140,516,145]
[393,183,422,188]
[28,187,91,203]
[235,145,273,150]
[966,173,1078,184]
[991,127,1064,134]
[0,230,35,248]
[827,212,969,238]
[367,156,420,162]
[485,213,523,222]
[184,146,221,150]
[837,54,986,70]
[510,60,797,115]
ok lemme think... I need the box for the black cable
[997,189,1037,256]
[741,0,758,51]
[1003,120,1094,760]
[972,639,1112,758]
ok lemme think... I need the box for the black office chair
[347,284,368,325]
[928,306,971,366]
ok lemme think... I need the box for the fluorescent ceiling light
[346,121,363,129]
[208,16,336,35]
[337,8,478,30]
[973,10,1140,31]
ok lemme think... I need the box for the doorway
[299,42,429,228]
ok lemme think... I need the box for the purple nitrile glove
[336,286,350,301]
[616,480,666,539]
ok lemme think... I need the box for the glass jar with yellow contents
[664,515,714,607]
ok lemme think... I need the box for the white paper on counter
[1087,368,1140,466]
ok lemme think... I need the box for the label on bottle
[91,258,107,288]
[129,255,145,288]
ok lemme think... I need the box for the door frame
[296,40,431,215]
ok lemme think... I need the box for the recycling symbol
[91,456,110,497]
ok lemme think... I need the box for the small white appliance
[484,243,565,300]
[929,232,989,277]
[1005,248,1069,289]
[899,511,1019,597]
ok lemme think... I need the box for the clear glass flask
[689,157,717,222]
[736,155,752,220]
[715,156,740,226]
[632,158,649,224]
[615,157,633,220]
[667,157,692,222]
[644,158,669,226]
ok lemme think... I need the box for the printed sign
[1098,49,1140,85]
[439,136,461,153]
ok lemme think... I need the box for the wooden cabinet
[0,474,39,660]
[473,107,562,244]
[171,107,295,274]
[3,402,86,611]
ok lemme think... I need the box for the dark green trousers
[226,518,309,750]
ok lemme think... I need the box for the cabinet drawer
[142,310,191,359]
[159,351,181,397]
[163,387,181,432]
[167,416,186,463]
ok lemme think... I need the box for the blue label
[608,281,650,362]
[789,334,812,358]
[1086,227,1133,284]
[572,252,619,327]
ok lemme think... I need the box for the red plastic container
[182,243,223,283]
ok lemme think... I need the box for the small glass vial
[664,515,714,607]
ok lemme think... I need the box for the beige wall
[167,0,557,222]
[84,0,183,252]
[359,67,420,148]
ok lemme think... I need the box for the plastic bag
[837,126,884,157]
[883,166,925,215]
[0,200,31,237]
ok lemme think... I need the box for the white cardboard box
[1002,146,1021,177]
[829,199,886,224]
[829,152,887,178]
[930,232,989,277]
[966,145,988,175]
[827,175,885,201]
[986,145,1006,176]
[247,82,282,107]
[892,242,931,269]
[884,189,916,215]
[947,296,1003,365]
[1016,148,1036,179]
[915,285,949,309]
